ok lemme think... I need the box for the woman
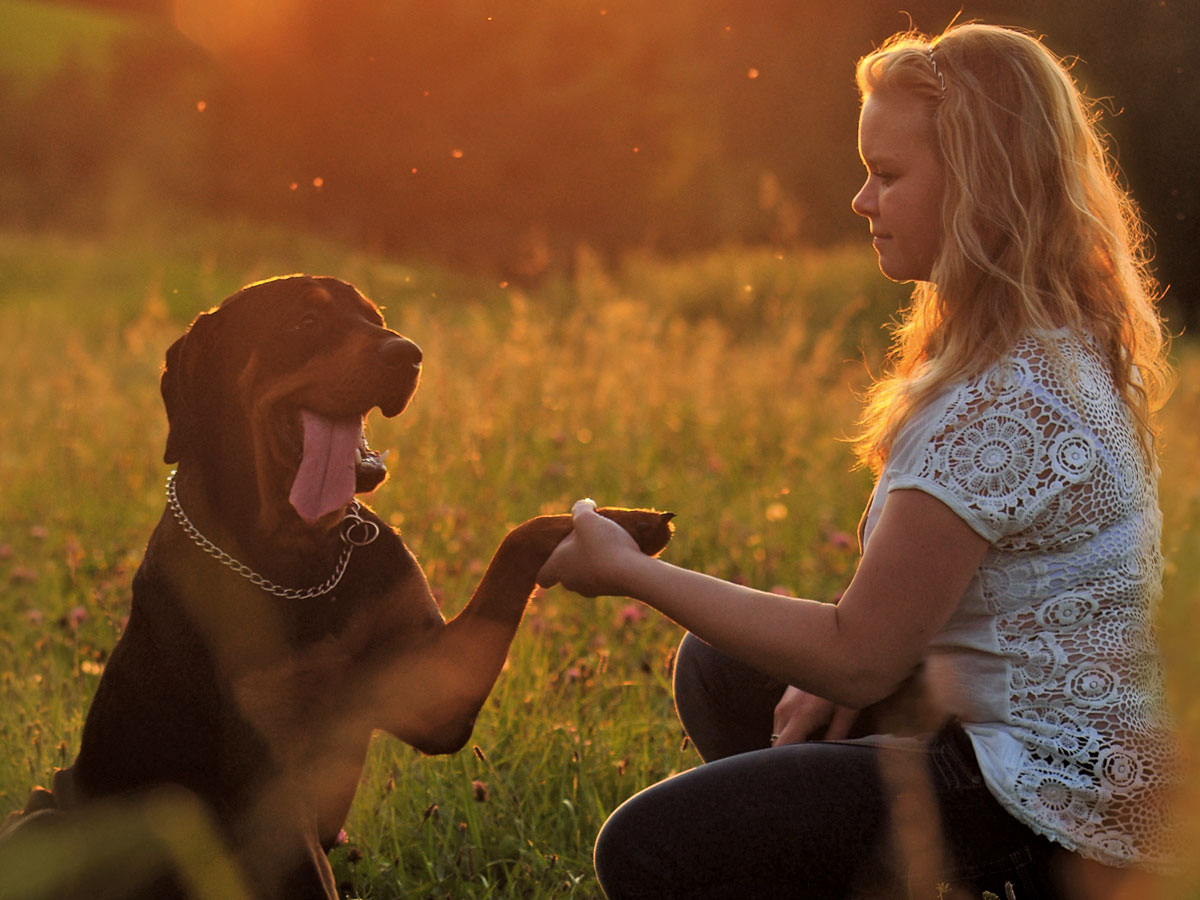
[537,23,1178,900]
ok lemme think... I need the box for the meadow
[0,223,1196,899]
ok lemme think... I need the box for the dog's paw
[594,508,675,557]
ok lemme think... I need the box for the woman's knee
[673,632,785,761]
[671,632,717,708]
[594,793,672,900]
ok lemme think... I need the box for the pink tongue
[289,410,362,524]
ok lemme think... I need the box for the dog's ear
[161,311,217,464]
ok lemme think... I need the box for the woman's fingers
[535,531,573,588]
[535,498,641,595]
[770,686,860,745]
[772,687,832,746]
[824,705,860,741]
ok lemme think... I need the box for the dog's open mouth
[287,409,390,525]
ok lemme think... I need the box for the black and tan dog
[2,276,672,899]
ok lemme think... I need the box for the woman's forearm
[541,490,986,708]
[616,554,891,708]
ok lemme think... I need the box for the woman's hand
[771,686,859,745]
[536,499,644,597]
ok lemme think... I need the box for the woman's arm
[537,490,989,709]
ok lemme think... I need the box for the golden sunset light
[1,1,1198,898]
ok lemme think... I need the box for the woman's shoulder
[957,327,1113,415]
[885,327,1130,535]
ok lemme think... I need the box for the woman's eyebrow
[861,152,901,169]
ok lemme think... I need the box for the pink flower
[614,603,646,627]
[9,567,38,584]
[826,530,855,552]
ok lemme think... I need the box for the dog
[1,275,674,899]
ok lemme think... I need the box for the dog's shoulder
[335,512,441,629]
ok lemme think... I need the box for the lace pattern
[884,332,1178,868]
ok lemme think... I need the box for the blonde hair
[852,23,1174,474]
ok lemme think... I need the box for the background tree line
[1,0,1195,323]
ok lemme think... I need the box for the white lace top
[862,330,1177,869]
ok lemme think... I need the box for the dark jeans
[594,633,1071,899]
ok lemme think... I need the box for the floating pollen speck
[747,68,760,79]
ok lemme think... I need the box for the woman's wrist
[609,549,670,604]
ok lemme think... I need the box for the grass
[0,222,1196,898]
[0,0,147,94]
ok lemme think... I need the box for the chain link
[165,469,379,600]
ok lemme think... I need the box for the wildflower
[826,530,855,552]
[614,603,645,627]
[25,609,44,625]
[471,780,488,802]
[10,567,38,584]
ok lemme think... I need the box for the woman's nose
[851,178,875,218]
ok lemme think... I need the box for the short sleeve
[885,343,1105,544]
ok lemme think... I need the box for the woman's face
[851,91,944,284]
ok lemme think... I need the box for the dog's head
[161,275,421,530]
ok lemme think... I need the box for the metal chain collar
[165,469,380,600]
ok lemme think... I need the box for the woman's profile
[539,21,1178,899]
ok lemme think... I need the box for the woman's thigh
[594,741,899,900]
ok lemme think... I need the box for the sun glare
[172,0,306,54]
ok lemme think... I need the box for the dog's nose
[379,337,423,370]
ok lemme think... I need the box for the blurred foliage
[0,0,1195,324]
[0,226,1196,897]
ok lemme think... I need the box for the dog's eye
[295,312,318,331]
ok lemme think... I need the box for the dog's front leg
[370,509,673,754]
